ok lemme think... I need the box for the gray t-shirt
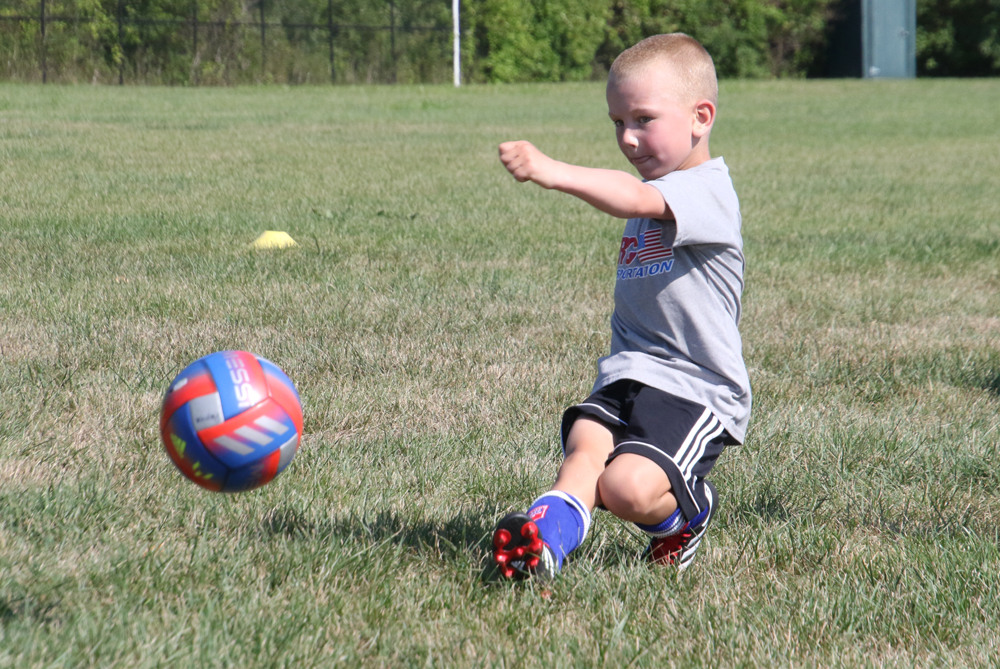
[594,157,751,442]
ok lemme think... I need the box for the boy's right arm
[499,141,671,221]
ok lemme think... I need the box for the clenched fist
[498,141,565,189]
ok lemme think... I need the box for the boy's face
[606,66,710,180]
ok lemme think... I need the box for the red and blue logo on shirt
[617,228,674,280]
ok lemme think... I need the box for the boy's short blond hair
[609,33,718,106]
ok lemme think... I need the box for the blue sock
[635,508,686,538]
[527,491,591,571]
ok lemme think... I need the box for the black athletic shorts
[560,379,736,521]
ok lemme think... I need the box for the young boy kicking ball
[492,33,751,579]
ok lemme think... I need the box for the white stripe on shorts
[678,416,724,479]
[561,402,627,455]
[672,408,712,467]
[576,402,628,426]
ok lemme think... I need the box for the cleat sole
[492,512,548,580]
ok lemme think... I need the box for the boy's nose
[621,130,639,148]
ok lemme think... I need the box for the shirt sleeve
[646,162,742,248]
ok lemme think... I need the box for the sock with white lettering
[527,491,591,571]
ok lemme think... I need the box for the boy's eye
[638,116,652,124]
[613,120,624,128]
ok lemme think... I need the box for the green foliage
[0,0,454,84]
[467,0,610,81]
[3,0,838,84]
[467,0,835,81]
[594,0,834,79]
[916,0,1000,75]
[7,0,1000,82]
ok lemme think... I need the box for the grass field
[1,78,999,667]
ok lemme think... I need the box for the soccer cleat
[644,480,717,571]
[492,512,557,580]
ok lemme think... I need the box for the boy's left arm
[499,141,670,221]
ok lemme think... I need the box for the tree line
[1,0,997,84]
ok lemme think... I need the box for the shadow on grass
[0,581,68,626]
[954,352,1000,397]
[259,505,513,583]
[257,505,664,584]
[261,505,491,550]
[982,370,1000,397]
[724,479,793,528]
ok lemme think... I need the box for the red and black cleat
[644,480,717,571]
[492,512,555,580]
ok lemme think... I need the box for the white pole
[452,0,460,87]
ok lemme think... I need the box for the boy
[492,33,751,579]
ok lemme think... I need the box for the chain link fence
[0,0,455,84]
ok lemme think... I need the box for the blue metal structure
[863,0,916,78]
[824,0,916,78]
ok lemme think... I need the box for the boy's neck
[675,137,712,172]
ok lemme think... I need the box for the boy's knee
[597,466,662,520]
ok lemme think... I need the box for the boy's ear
[692,99,716,138]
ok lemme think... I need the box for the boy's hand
[498,140,670,220]
[498,141,564,189]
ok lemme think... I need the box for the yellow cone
[252,230,298,249]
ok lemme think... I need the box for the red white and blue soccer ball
[160,351,303,492]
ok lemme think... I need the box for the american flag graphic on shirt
[617,227,675,280]
[634,228,673,263]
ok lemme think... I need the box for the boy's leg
[600,454,718,569]
[597,386,728,570]
[597,453,677,524]
[552,416,615,509]
[493,417,615,579]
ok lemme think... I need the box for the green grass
[1,79,999,667]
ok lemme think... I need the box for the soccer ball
[160,350,303,492]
